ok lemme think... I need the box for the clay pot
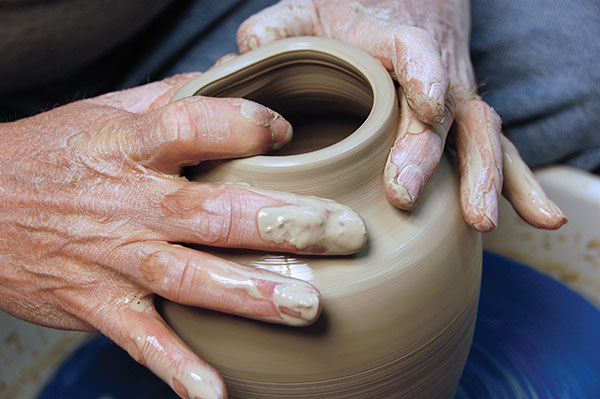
[162,37,481,398]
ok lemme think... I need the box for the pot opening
[195,51,374,155]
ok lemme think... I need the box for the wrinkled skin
[0,73,369,399]
[238,0,567,231]
[1,2,568,399]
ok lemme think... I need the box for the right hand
[0,74,366,399]
[237,0,567,232]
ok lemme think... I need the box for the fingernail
[394,165,425,207]
[273,281,321,326]
[411,82,445,124]
[270,114,293,151]
[174,367,225,399]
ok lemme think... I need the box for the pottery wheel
[40,253,600,398]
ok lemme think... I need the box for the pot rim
[170,36,397,173]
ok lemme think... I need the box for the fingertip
[462,185,499,233]
[405,81,447,125]
[105,303,228,399]
[173,363,227,399]
[527,198,568,230]
[384,162,424,209]
[500,134,568,230]
[269,114,293,152]
[539,215,568,230]
[512,199,568,230]
[324,206,368,255]
[383,112,444,211]
[556,216,569,229]
[467,212,498,233]
[237,99,293,151]
[272,280,323,326]
[548,201,569,229]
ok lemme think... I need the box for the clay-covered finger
[99,295,226,399]
[115,96,293,174]
[153,181,366,255]
[237,0,317,53]
[113,241,322,326]
[500,135,567,229]
[455,98,503,232]
[384,89,455,209]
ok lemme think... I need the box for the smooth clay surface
[162,37,482,398]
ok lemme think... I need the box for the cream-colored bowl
[162,37,481,398]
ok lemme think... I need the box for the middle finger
[149,179,367,256]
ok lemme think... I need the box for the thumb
[237,0,318,53]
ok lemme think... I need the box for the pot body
[161,37,481,398]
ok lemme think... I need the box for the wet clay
[222,183,366,256]
[206,257,321,326]
[257,203,366,255]
[164,37,481,398]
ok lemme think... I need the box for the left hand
[236,0,567,231]
[0,72,368,399]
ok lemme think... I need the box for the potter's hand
[237,0,567,231]
[0,74,366,399]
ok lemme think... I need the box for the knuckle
[137,246,200,303]
[139,250,171,286]
[167,252,196,302]
[200,187,236,246]
[155,101,197,145]
[160,184,235,246]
